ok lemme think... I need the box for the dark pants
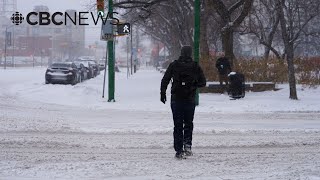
[171,101,196,152]
[219,74,229,86]
[219,74,229,93]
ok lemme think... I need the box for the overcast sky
[14,0,150,52]
[17,0,87,14]
[16,0,100,45]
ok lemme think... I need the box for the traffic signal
[117,23,131,35]
[97,0,104,16]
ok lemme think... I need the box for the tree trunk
[200,1,210,61]
[286,44,298,100]
[222,29,235,68]
[263,47,271,60]
[200,21,210,61]
[277,0,298,100]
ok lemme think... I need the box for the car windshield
[51,63,72,68]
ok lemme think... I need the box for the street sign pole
[108,0,115,102]
[194,0,200,106]
[4,27,8,70]
[102,48,108,98]
[101,0,106,98]
[127,36,129,78]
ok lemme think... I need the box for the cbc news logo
[11,12,25,25]
[10,11,122,26]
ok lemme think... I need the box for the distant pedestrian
[160,45,206,159]
[215,54,232,87]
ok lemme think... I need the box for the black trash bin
[228,72,245,99]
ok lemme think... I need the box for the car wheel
[45,80,50,84]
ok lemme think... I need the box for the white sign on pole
[101,20,114,41]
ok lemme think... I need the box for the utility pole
[108,0,115,102]
[194,0,200,106]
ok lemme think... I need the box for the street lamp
[4,24,15,69]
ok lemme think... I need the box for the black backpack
[173,60,198,98]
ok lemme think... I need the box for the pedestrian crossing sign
[117,23,131,35]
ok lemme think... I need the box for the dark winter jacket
[160,55,206,103]
[216,57,232,75]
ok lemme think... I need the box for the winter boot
[184,146,193,156]
[175,151,184,159]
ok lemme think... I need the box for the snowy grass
[0,67,319,113]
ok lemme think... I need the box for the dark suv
[45,62,80,85]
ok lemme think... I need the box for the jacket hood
[180,46,192,58]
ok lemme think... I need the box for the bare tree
[244,0,283,59]
[208,0,254,66]
[200,0,211,60]
[276,0,320,99]
[295,16,320,57]
[123,0,194,59]
[114,0,169,9]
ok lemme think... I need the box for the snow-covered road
[1,132,320,179]
[1,67,320,179]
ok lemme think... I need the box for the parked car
[74,61,88,82]
[45,62,80,85]
[98,59,106,70]
[80,61,95,79]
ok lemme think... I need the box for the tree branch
[114,0,169,9]
[210,0,230,22]
[228,0,245,14]
[233,0,254,27]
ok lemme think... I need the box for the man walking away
[215,55,232,87]
[160,46,206,159]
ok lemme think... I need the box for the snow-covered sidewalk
[1,67,320,113]
[0,67,320,179]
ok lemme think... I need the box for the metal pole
[12,25,15,68]
[127,36,129,78]
[108,0,115,102]
[41,51,43,67]
[134,27,139,73]
[130,24,133,75]
[102,49,108,98]
[194,0,200,106]
[4,27,7,69]
[32,31,35,67]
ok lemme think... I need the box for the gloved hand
[160,93,166,104]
